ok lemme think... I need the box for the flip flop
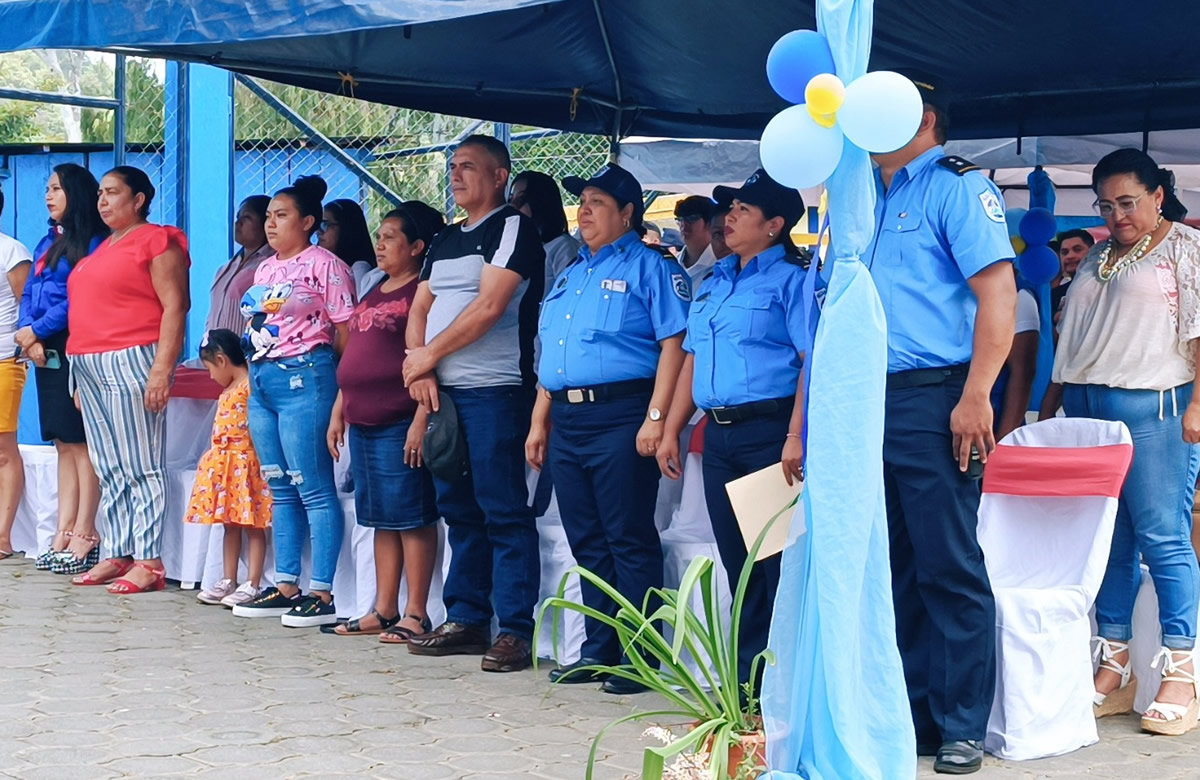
[0,550,15,561]
[321,609,400,636]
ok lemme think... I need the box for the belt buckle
[566,388,585,404]
[710,407,732,425]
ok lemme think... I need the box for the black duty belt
[548,378,655,404]
[885,363,969,391]
[705,396,793,426]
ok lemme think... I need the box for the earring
[623,220,630,228]
[768,231,776,238]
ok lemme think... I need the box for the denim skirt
[348,418,438,531]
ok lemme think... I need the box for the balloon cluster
[761,30,925,189]
[1009,207,1059,286]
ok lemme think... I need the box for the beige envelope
[725,463,805,561]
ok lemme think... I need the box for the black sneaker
[231,587,301,618]
[280,595,338,628]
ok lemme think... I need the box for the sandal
[106,562,166,595]
[72,557,134,586]
[51,534,101,576]
[380,615,433,645]
[321,609,400,636]
[1142,648,1199,736]
[1093,637,1137,718]
[35,530,72,570]
[0,550,14,561]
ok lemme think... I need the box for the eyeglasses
[318,220,340,234]
[1093,192,1148,219]
[676,214,705,227]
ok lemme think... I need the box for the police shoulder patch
[936,155,981,176]
[978,190,1006,223]
[671,273,691,301]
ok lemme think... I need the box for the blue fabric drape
[1025,167,1056,412]
[761,1,915,778]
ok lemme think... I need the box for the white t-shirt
[1054,222,1200,391]
[0,231,33,351]
[1015,288,1039,334]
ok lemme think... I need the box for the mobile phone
[967,446,984,480]
[44,349,62,370]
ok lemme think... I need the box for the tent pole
[591,0,624,162]
[113,54,127,167]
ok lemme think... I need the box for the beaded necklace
[1097,217,1164,283]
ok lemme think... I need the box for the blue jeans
[248,348,344,592]
[432,385,539,639]
[1063,383,1200,650]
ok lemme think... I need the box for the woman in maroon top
[326,202,445,641]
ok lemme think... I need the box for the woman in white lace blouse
[1041,149,1200,736]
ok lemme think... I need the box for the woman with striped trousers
[67,166,190,594]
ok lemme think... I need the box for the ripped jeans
[248,347,343,592]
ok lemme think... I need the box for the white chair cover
[980,417,1133,761]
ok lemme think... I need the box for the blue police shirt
[537,231,690,391]
[684,244,808,408]
[864,145,1013,373]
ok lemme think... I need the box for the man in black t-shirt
[403,135,546,672]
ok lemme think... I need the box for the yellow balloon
[806,104,837,128]
[805,73,846,116]
[1010,237,1027,255]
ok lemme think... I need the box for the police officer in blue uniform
[866,75,1017,774]
[527,164,690,695]
[657,170,809,692]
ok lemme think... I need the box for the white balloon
[759,105,844,189]
[838,71,924,154]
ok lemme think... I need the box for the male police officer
[865,76,1016,773]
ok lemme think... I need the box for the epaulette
[654,246,677,261]
[936,155,981,176]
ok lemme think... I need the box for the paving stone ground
[1,557,1197,779]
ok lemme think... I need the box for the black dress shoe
[601,676,649,695]
[548,657,610,684]
[407,621,490,656]
[934,740,983,774]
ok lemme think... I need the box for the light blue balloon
[766,30,836,104]
[839,71,923,154]
[759,105,844,189]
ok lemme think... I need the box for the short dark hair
[457,134,512,171]
[1056,228,1095,248]
[383,200,446,262]
[105,165,156,219]
[929,105,948,145]
[511,171,569,242]
[239,195,270,222]
[709,205,730,228]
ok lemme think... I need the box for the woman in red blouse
[67,166,190,594]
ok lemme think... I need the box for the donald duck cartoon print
[240,281,292,360]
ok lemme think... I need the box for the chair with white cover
[979,417,1133,760]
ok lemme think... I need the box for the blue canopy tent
[4,1,1200,140]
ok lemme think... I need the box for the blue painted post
[182,64,234,356]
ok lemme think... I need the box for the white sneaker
[196,578,237,605]
[220,581,261,608]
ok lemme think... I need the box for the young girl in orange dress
[186,329,272,607]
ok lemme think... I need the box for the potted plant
[535,510,793,779]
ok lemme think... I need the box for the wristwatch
[648,407,663,422]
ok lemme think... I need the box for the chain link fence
[1,51,616,231]
[233,75,612,225]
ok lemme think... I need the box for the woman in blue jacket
[14,163,108,574]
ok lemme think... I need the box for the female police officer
[657,169,808,691]
[526,164,690,694]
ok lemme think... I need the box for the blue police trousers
[701,406,788,690]
[548,393,664,664]
[883,374,996,744]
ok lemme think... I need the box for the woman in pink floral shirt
[235,175,356,629]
